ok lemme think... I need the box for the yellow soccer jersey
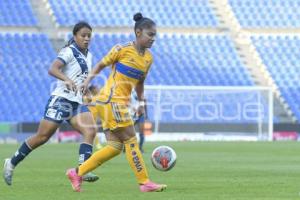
[96,42,153,104]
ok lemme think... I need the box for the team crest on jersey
[115,45,122,51]
[129,58,135,63]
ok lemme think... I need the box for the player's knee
[107,141,123,153]
[82,128,97,139]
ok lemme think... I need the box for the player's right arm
[80,61,106,95]
[80,44,122,94]
[48,58,76,92]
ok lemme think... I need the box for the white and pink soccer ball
[151,146,177,171]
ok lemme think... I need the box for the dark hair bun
[133,13,143,22]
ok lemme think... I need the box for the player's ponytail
[133,12,155,36]
[64,37,75,48]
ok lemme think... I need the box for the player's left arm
[135,79,146,116]
[136,56,152,117]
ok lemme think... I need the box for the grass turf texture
[1,141,300,200]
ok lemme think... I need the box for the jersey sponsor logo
[129,58,135,63]
[116,62,144,80]
[132,150,143,172]
[46,108,63,120]
[46,108,57,119]
[115,44,122,51]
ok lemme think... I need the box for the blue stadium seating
[0,0,37,26]
[48,0,218,27]
[230,0,300,28]
[90,34,254,87]
[90,34,256,123]
[0,33,56,122]
[252,35,300,120]
[0,33,255,122]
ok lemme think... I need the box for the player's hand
[137,105,145,117]
[65,79,77,93]
[83,94,92,104]
[82,89,92,104]
[78,82,89,95]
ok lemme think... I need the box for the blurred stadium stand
[252,35,300,120]
[0,0,300,130]
[90,34,254,86]
[0,33,55,122]
[0,0,37,26]
[48,0,218,27]
[229,0,300,28]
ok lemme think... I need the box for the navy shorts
[135,114,145,124]
[43,96,89,124]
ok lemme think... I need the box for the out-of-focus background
[1,0,300,142]
[2,1,300,200]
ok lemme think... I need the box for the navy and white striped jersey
[51,43,92,103]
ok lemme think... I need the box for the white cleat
[3,158,14,186]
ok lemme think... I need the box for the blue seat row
[0,0,37,26]
[48,0,218,27]
[230,0,300,28]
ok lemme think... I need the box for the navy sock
[139,132,145,150]
[11,142,32,167]
[78,143,93,165]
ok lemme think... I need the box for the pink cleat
[140,181,167,192]
[66,168,82,192]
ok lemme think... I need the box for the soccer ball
[151,146,177,171]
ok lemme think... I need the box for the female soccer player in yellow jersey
[66,13,167,192]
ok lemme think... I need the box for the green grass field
[1,141,300,200]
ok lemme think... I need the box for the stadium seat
[0,0,37,26]
[48,0,218,27]
[89,33,255,123]
[0,33,55,122]
[230,0,300,28]
[252,35,300,120]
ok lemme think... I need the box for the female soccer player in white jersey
[3,22,99,185]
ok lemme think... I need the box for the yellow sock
[78,141,122,176]
[124,137,149,184]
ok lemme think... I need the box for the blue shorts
[43,96,89,124]
[135,114,145,124]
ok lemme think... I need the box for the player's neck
[133,41,145,56]
[73,42,88,56]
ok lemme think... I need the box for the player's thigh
[36,119,60,138]
[112,125,136,142]
[104,130,122,143]
[69,111,97,136]
[27,119,60,148]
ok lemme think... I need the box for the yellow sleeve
[101,44,122,66]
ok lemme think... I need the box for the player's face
[138,26,156,48]
[74,27,92,50]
